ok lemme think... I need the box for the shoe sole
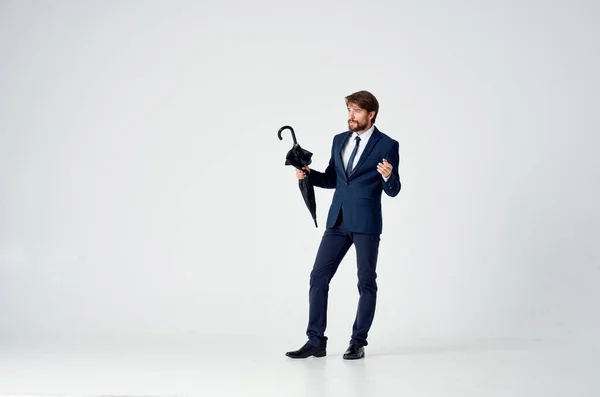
[343,354,365,360]
[285,351,327,359]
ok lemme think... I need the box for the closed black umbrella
[278,125,318,227]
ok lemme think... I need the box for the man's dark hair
[345,90,379,124]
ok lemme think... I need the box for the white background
[1,0,599,353]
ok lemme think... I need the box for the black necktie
[346,136,361,176]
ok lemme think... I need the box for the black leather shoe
[343,344,365,360]
[285,342,326,358]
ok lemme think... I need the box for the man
[285,90,401,360]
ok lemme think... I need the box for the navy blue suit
[306,126,401,348]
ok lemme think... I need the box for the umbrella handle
[277,125,297,145]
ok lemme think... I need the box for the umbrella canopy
[278,125,318,227]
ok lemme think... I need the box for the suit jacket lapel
[349,127,381,178]
[336,131,352,175]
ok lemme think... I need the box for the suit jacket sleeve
[309,139,337,189]
[382,140,401,197]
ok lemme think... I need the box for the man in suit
[285,90,401,360]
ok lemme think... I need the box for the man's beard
[348,119,369,132]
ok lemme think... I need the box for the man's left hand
[377,158,392,178]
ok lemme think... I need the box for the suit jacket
[310,126,401,235]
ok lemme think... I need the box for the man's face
[347,102,374,133]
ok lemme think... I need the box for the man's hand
[377,158,392,178]
[296,166,310,180]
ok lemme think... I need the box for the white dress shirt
[341,125,390,181]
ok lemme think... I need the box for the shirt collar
[352,124,375,141]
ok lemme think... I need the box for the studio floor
[1,337,598,397]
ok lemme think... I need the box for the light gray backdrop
[1,0,598,350]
